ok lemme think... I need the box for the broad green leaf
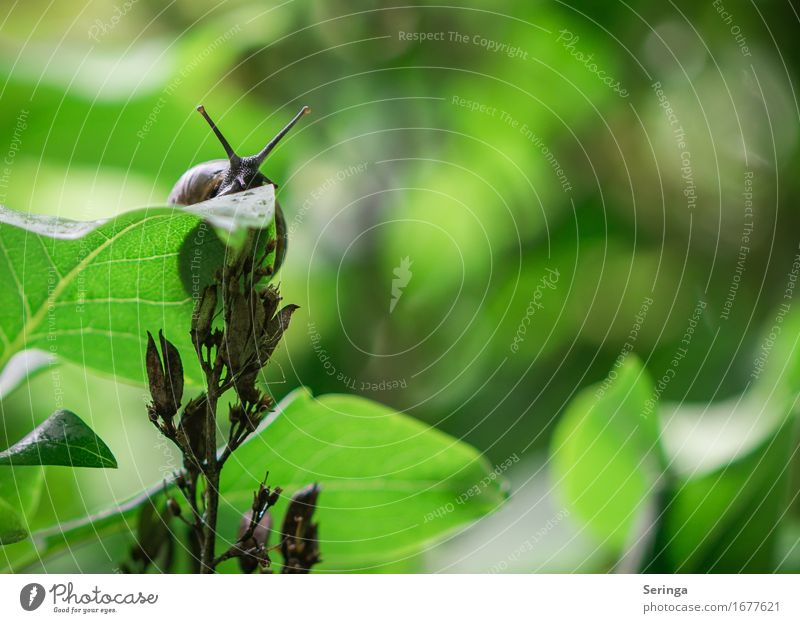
[0,466,44,545]
[0,489,143,569]
[649,420,794,572]
[0,499,26,545]
[647,307,800,572]
[0,409,117,468]
[2,390,506,572]
[0,185,276,388]
[216,390,507,571]
[550,355,662,553]
[659,396,786,478]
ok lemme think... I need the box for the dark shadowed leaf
[0,466,44,545]
[0,499,26,545]
[0,410,117,469]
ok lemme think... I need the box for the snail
[169,104,310,273]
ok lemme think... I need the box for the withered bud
[256,304,298,365]
[243,408,261,432]
[236,370,261,405]
[145,331,184,420]
[147,404,159,426]
[225,291,254,371]
[237,509,272,573]
[178,396,207,468]
[191,285,217,349]
[256,483,282,511]
[280,483,321,574]
[250,290,267,337]
[229,403,245,425]
[267,304,299,338]
[160,331,184,405]
[166,498,182,518]
[257,394,275,413]
[261,286,281,321]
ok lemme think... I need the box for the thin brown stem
[200,382,221,572]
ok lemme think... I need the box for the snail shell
[168,159,228,207]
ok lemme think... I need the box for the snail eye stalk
[197,105,241,167]
[253,106,311,166]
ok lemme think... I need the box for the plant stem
[200,382,220,572]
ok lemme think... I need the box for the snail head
[196,104,310,197]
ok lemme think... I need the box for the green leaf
[0,185,276,387]
[0,466,44,545]
[750,304,800,416]
[217,390,507,571]
[659,396,788,478]
[647,308,800,572]
[3,390,506,571]
[649,419,794,572]
[0,499,26,545]
[0,409,117,468]
[550,355,663,553]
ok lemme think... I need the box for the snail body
[169,105,309,273]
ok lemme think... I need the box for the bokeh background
[2,0,800,572]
